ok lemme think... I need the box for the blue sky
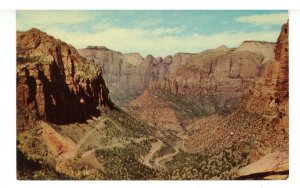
[17,10,288,57]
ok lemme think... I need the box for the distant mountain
[128,40,275,129]
[79,47,195,103]
[80,40,274,104]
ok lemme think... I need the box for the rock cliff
[17,28,111,129]
[79,47,194,103]
[80,41,274,106]
[128,41,275,130]
[243,22,288,129]
[148,41,275,111]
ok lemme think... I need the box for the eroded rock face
[235,41,275,63]
[243,22,289,129]
[127,42,277,131]
[148,42,275,111]
[80,41,274,107]
[275,22,289,128]
[79,47,194,103]
[236,151,288,180]
[17,28,111,129]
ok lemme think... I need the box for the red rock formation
[243,22,288,129]
[17,28,111,129]
[230,23,289,179]
[148,42,275,112]
[275,22,289,128]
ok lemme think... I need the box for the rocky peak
[236,41,275,63]
[275,22,288,62]
[214,45,230,52]
[199,45,231,55]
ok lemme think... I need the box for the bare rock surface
[17,28,112,128]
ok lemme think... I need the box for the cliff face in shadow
[17,28,112,129]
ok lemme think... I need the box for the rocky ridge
[79,47,195,103]
[79,41,274,107]
[129,41,276,129]
[149,41,275,98]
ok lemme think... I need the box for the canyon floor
[17,102,288,180]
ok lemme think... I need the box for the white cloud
[134,18,162,27]
[150,27,183,35]
[236,13,288,26]
[34,26,280,57]
[17,11,95,30]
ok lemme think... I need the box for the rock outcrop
[275,22,289,128]
[233,22,289,180]
[243,22,288,129]
[17,28,111,129]
[79,47,194,103]
[236,151,288,180]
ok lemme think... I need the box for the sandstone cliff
[243,22,288,129]
[17,28,111,129]
[128,41,275,130]
[79,47,194,103]
[148,41,275,111]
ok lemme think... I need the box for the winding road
[153,143,181,169]
[59,118,108,159]
[141,140,163,168]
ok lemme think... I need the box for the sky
[17,10,288,57]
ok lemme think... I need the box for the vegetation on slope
[95,141,159,180]
[164,146,250,180]
[156,90,241,124]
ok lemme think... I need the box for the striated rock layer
[79,47,194,103]
[17,28,112,129]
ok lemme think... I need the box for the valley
[16,21,289,180]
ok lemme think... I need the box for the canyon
[79,41,275,105]
[128,41,276,130]
[17,21,288,180]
